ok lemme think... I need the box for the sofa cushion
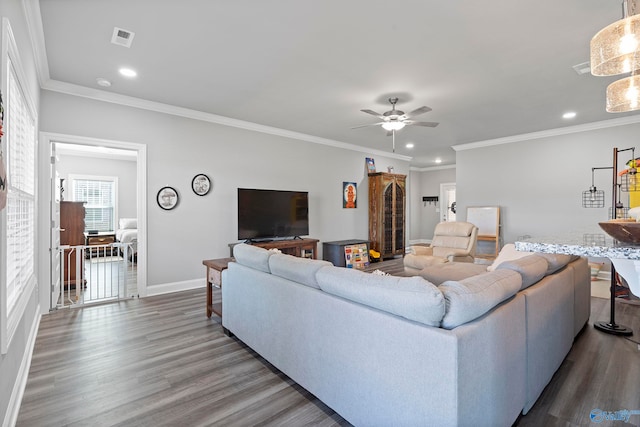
[316,266,445,326]
[439,269,522,329]
[536,253,579,275]
[269,253,332,289]
[417,262,488,285]
[488,243,577,275]
[233,243,273,273]
[497,255,549,290]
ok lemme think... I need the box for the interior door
[50,144,61,309]
[440,183,456,222]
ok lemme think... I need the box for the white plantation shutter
[5,56,36,312]
[72,178,116,231]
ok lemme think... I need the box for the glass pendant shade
[590,13,640,76]
[606,74,640,112]
[381,121,406,131]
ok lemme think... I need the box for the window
[70,176,118,232]
[1,19,38,354]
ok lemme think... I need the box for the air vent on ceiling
[111,27,135,48]
[572,61,591,75]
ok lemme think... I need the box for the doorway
[440,183,456,222]
[39,132,147,312]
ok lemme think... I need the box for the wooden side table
[203,257,233,318]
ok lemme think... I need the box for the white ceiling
[34,0,640,167]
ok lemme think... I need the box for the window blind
[5,57,36,311]
[72,179,115,232]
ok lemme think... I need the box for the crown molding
[23,0,49,86]
[42,79,411,161]
[452,114,640,152]
[410,164,456,172]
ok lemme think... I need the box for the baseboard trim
[4,305,41,427]
[145,279,203,297]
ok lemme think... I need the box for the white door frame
[440,182,456,222]
[37,132,147,313]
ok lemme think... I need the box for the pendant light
[590,0,640,76]
[606,72,640,112]
[582,167,608,208]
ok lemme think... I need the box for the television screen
[238,188,309,240]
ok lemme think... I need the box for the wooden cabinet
[60,201,85,288]
[368,172,406,259]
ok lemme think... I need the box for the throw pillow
[487,243,531,271]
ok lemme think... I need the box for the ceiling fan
[353,97,439,152]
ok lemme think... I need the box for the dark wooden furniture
[323,239,369,267]
[203,257,233,318]
[228,238,319,259]
[84,232,116,258]
[60,201,85,288]
[368,172,406,259]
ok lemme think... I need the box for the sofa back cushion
[233,243,273,273]
[488,243,577,275]
[269,253,332,289]
[537,253,579,275]
[316,267,445,326]
[496,255,548,290]
[439,269,522,329]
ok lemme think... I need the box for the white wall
[409,167,456,242]
[456,120,640,244]
[0,0,41,424]
[39,90,410,288]
[56,153,138,221]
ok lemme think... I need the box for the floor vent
[111,27,135,48]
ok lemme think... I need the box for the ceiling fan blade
[360,109,384,118]
[351,122,384,129]
[405,120,439,127]
[405,106,432,118]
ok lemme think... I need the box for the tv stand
[230,238,319,259]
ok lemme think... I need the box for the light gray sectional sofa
[222,243,590,427]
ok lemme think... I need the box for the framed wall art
[192,173,211,196]
[157,186,179,210]
[343,182,357,208]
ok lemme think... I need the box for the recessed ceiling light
[563,111,577,119]
[405,143,414,149]
[119,67,137,78]
[96,77,111,87]
[435,158,442,164]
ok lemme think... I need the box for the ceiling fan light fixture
[590,0,640,76]
[382,121,406,131]
[606,73,640,111]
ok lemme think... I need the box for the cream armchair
[404,221,478,275]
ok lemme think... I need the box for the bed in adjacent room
[116,218,138,261]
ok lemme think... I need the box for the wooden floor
[16,259,640,427]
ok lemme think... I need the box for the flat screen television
[238,188,309,241]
